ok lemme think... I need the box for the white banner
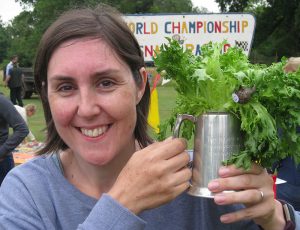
[124,13,256,62]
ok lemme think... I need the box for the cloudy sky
[0,0,219,24]
[192,0,219,12]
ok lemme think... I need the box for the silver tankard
[173,112,242,198]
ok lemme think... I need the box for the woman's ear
[136,67,147,103]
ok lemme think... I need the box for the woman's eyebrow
[92,69,121,77]
[47,68,126,86]
[48,75,74,83]
[49,68,122,80]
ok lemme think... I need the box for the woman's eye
[99,80,115,89]
[57,84,75,93]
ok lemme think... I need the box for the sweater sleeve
[0,97,29,158]
[0,169,48,229]
[0,169,146,230]
[78,194,146,230]
[293,209,300,229]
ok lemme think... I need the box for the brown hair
[24,104,36,114]
[34,4,152,155]
[11,55,18,59]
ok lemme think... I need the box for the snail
[232,86,256,104]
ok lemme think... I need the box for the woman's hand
[108,137,192,214]
[208,163,286,230]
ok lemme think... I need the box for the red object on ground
[272,174,277,198]
[13,152,35,165]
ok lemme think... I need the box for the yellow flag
[148,74,160,133]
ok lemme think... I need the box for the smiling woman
[46,38,145,166]
[0,3,298,230]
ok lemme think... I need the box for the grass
[157,82,195,148]
[157,83,177,121]
[146,82,177,139]
[0,78,47,142]
[0,71,179,143]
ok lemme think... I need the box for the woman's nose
[77,91,101,118]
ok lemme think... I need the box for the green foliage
[213,0,300,62]
[215,0,249,12]
[0,23,10,65]
[0,0,195,67]
[1,0,300,67]
[154,39,300,170]
[215,0,272,13]
[6,11,37,66]
[254,0,300,59]
[216,0,300,62]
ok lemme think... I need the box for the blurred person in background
[3,55,18,82]
[14,104,37,144]
[0,93,29,185]
[4,57,24,107]
[274,57,300,211]
[283,57,300,73]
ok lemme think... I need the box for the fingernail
[220,215,230,223]
[208,181,219,190]
[214,194,226,204]
[219,166,230,176]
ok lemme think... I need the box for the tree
[216,0,248,12]
[6,11,36,66]
[0,21,10,66]
[214,0,300,62]
[253,0,300,59]
[215,0,269,12]
[9,0,195,66]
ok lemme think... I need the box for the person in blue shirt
[0,4,298,230]
[4,61,24,107]
[3,55,18,82]
[276,156,300,211]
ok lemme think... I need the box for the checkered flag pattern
[235,40,249,51]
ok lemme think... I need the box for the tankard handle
[172,114,197,185]
[172,114,197,138]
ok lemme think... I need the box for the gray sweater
[0,94,29,159]
[0,154,299,230]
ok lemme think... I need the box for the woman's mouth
[80,126,109,138]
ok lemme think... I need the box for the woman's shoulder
[14,153,49,168]
[5,154,60,186]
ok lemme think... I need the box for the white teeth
[92,129,98,137]
[88,130,93,136]
[80,126,108,137]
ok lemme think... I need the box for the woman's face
[47,38,146,165]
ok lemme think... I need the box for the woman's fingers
[219,204,268,223]
[168,166,192,187]
[164,150,190,172]
[207,162,279,227]
[214,189,269,206]
[213,188,276,224]
[146,137,187,160]
[218,163,264,178]
[208,165,272,193]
